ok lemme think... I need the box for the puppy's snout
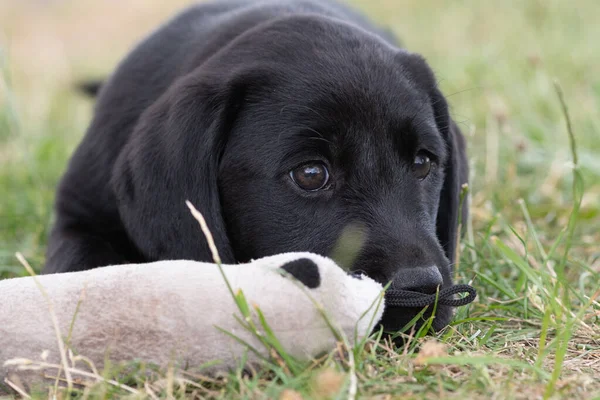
[392,265,443,294]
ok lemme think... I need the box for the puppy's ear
[111,70,251,263]
[431,87,469,267]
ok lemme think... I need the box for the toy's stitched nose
[392,265,443,294]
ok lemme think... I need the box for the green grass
[1,0,599,398]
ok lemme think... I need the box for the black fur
[45,0,469,332]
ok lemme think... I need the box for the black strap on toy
[385,284,477,308]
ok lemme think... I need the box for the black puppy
[44,0,469,332]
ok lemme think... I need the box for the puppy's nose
[392,265,443,294]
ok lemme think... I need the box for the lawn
[0,0,598,399]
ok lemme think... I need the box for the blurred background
[0,0,598,272]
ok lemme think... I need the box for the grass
[1,0,599,398]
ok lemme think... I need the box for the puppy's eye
[413,151,433,180]
[290,162,330,191]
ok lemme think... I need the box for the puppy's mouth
[376,278,477,335]
[328,223,477,332]
[376,281,477,335]
[385,284,476,309]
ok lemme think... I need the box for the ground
[0,0,598,399]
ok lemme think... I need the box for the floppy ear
[431,87,469,267]
[111,70,249,263]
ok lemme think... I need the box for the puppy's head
[113,15,468,333]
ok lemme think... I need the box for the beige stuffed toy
[0,252,384,394]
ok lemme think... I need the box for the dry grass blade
[186,200,221,265]
[3,378,31,399]
[5,359,140,395]
[144,381,160,400]
[14,252,73,392]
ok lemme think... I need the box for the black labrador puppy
[44,0,469,332]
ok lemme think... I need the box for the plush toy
[0,252,385,393]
